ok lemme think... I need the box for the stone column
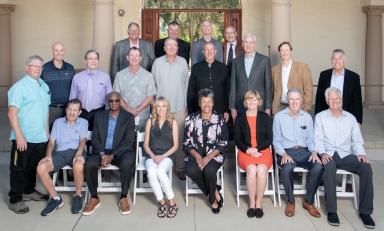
[93,0,115,77]
[362,6,384,109]
[0,4,16,107]
[270,0,291,67]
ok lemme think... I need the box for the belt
[83,106,104,113]
[285,146,307,150]
[280,103,289,106]
[49,104,67,108]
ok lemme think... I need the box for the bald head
[51,42,66,62]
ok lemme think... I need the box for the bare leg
[72,162,85,196]
[37,162,57,198]
[246,165,257,208]
[255,164,268,208]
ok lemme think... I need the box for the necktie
[86,72,94,112]
[227,44,233,76]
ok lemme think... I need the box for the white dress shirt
[281,60,292,104]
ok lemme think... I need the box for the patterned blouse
[183,111,228,164]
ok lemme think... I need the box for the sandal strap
[167,204,178,217]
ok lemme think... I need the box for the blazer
[315,68,363,124]
[91,108,135,156]
[234,111,272,153]
[154,37,190,64]
[229,52,272,113]
[222,39,245,65]
[112,38,156,78]
[271,61,313,114]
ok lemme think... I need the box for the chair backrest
[136,131,146,164]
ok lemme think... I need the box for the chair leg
[236,167,240,207]
[275,169,281,206]
[270,170,276,207]
[352,174,358,210]
[186,176,189,206]
[133,170,138,205]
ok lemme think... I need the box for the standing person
[191,20,223,66]
[152,37,189,181]
[69,50,112,132]
[40,42,75,130]
[154,21,190,64]
[223,26,245,77]
[229,34,272,120]
[188,42,229,121]
[271,41,313,115]
[112,22,156,78]
[113,47,156,132]
[8,55,50,214]
[143,97,179,218]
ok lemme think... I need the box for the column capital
[94,0,114,4]
[362,5,384,16]
[271,0,291,6]
[0,4,16,15]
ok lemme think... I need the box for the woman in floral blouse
[183,88,228,214]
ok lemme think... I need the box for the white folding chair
[133,131,173,204]
[274,152,318,207]
[235,146,276,207]
[185,165,224,206]
[316,170,358,209]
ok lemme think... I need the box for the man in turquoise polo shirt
[8,55,51,214]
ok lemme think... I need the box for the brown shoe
[303,201,321,217]
[345,183,352,192]
[82,197,100,216]
[119,197,131,215]
[178,171,186,181]
[285,202,295,217]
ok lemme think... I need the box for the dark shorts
[52,149,87,173]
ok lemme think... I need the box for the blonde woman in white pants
[144,97,178,218]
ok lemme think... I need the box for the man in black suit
[82,92,135,216]
[315,49,363,125]
[154,21,190,65]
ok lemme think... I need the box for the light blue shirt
[105,113,119,150]
[50,117,88,151]
[314,109,365,158]
[244,51,255,78]
[331,68,345,106]
[273,108,315,155]
[8,75,51,143]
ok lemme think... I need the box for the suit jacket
[271,60,313,115]
[112,38,156,79]
[222,40,245,65]
[234,111,272,153]
[91,108,135,156]
[315,68,363,124]
[154,38,190,64]
[229,52,272,113]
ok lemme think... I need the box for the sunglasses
[108,99,120,103]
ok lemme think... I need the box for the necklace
[202,118,210,126]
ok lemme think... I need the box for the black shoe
[216,185,224,208]
[247,208,255,218]
[211,205,220,214]
[71,195,83,214]
[143,173,148,183]
[358,213,375,229]
[327,213,340,226]
[255,208,264,218]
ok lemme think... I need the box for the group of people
[6,19,374,229]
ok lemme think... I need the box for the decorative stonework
[362,6,384,16]
[0,4,16,15]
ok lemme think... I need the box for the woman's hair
[198,88,214,103]
[151,97,173,128]
[243,90,263,109]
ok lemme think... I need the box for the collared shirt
[69,69,112,111]
[244,51,256,78]
[105,112,119,150]
[331,68,345,99]
[281,60,292,104]
[8,75,51,143]
[225,40,238,65]
[191,37,223,65]
[273,108,315,155]
[113,66,156,119]
[129,39,139,48]
[314,109,365,158]
[152,55,189,113]
[50,117,88,151]
[40,59,75,104]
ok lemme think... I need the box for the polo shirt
[50,117,88,151]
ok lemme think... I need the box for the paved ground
[0,107,383,231]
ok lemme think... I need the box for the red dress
[237,116,273,170]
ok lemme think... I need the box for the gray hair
[324,87,342,101]
[287,88,302,99]
[128,22,140,31]
[201,20,212,27]
[84,50,99,60]
[26,55,44,65]
[67,98,82,110]
[107,91,121,100]
[198,88,214,102]
[164,37,178,46]
[243,33,257,43]
[331,49,346,59]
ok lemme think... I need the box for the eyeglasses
[108,99,120,103]
[28,65,44,70]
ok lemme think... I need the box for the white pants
[145,158,174,201]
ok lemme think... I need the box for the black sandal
[167,204,178,218]
[157,203,167,218]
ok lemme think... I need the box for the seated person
[37,98,88,216]
[314,87,375,228]
[143,97,179,218]
[273,88,323,218]
[234,90,272,218]
[82,92,135,216]
[183,88,228,214]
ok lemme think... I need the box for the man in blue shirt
[37,99,88,216]
[40,42,75,130]
[8,55,51,214]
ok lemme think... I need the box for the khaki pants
[172,108,186,172]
